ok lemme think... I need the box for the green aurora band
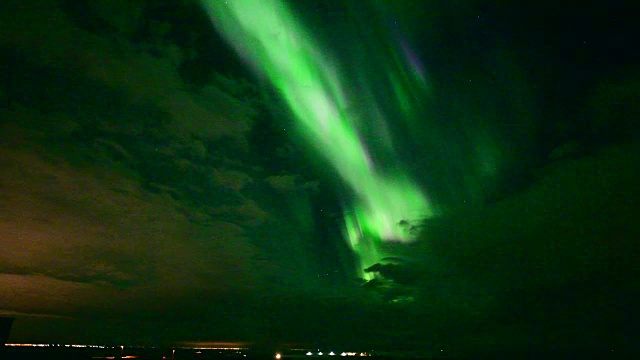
[201,0,433,277]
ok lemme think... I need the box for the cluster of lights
[6,344,112,348]
[6,344,52,347]
[187,347,246,350]
[9,344,368,358]
[303,351,368,356]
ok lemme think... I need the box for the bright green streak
[201,0,432,271]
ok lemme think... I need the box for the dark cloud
[264,174,319,194]
[211,168,254,192]
[359,142,640,352]
[0,0,340,344]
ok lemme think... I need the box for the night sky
[1,0,638,356]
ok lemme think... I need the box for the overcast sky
[1,0,638,355]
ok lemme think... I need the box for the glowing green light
[202,0,432,274]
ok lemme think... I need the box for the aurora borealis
[1,0,639,355]
[201,0,432,275]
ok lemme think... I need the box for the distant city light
[5,344,373,358]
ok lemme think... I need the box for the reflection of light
[341,352,347,356]
[306,352,313,356]
[276,353,282,359]
[318,352,323,356]
[329,352,335,356]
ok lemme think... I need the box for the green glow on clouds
[201,0,432,272]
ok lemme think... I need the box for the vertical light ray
[201,0,432,273]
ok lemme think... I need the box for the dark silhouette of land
[0,317,14,360]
